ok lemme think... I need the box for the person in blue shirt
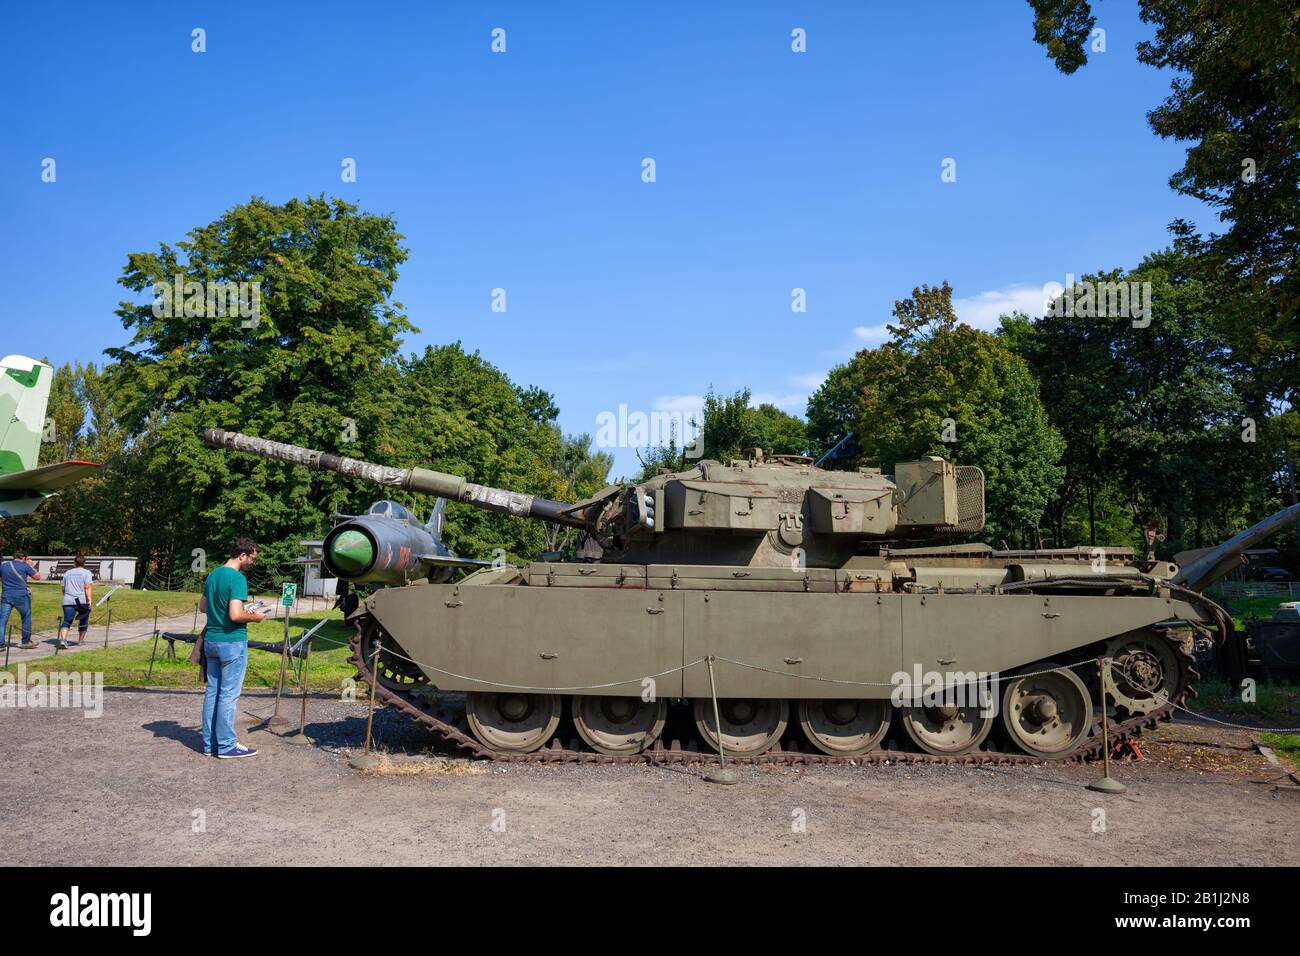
[1,550,42,648]
[199,538,266,759]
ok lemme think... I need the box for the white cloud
[952,283,1049,331]
[655,387,810,418]
[852,323,892,344]
[749,391,807,411]
[652,394,705,414]
[789,371,825,390]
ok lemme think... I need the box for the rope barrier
[711,654,1104,687]
[1173,703,1300,734]
[366,639,1107,691]
[168,611,1300,736]
[373,644,710,692]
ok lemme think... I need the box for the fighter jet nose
[329,529,374,576]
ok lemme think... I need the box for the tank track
[347,622,1199,766]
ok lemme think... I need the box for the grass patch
[1189,678,1300,718]
[1220,594,1293,628]
[11,584,204,637]
[0,610,359,693]
[1259,732,1300,768]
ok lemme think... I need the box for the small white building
[26,555,139,585]
[298,540,338,598]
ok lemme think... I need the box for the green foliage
[1,610,357,692]
[1028,0,1300,411]
[9,197,607,578]
[637,388,808,480]
[104,195,414,574]
[1006,249,1290,557]
[6,362,130,556]
[1259,732,1300,764]
[385,343,607,563]
[807,282,1064,545]
[1189,680,1300,719]
[1027,0,1096,74]
[696,388,807,461]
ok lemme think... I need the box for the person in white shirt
[58,554,94,648]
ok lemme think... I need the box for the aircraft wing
[417,553,501,569]
[0,460,102,492]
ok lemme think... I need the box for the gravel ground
[2,687,1297,866]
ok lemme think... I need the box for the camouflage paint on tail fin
[0,354,51,477]
[0,355,101,518]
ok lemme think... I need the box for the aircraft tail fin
[0,355,52,477]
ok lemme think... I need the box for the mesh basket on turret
[954,466,986,534]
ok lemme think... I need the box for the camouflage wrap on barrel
[201,429,581,527]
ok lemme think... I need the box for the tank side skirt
[347,622,1197,765]
[367,584,1197,700]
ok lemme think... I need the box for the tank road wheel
[900,704,993,756]
[359,619,430,693]
[573,696,668,755]
[1103,632,1184,717]
[1001,663,1092,760]
[797,699,891,757]
[693,698,789,757]
[466,692,562,754]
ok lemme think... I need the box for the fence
[1210,581,1299,599]
[137,567,334,616]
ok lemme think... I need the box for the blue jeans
[0,593,33,643]
[201,640,248,755]
[61,603,91,634]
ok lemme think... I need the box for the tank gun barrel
[1171,502,1300,593]
[201,429,588,529]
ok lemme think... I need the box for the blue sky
[1,1,1209,478]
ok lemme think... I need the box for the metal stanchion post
[702,656,740,785]
[265,607,292,731]
[146,606,160,683]
[1088,657,1127,794]
[103,606,112,649]
[349,643,383,770]
[285,631,315,746]
[192,602,199,633]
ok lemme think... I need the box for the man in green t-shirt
[199,537,266,758]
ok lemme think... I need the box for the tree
[638,388,808,479]
[387,343,597,563]
[696,389,807,461]
[806,282,1065,545]
[107,195,415,577]
[1006,250,1280,556]
[806,362,869,462]
[1028,0,1300,410]
[5,361,136,558]
[541,430,614,553]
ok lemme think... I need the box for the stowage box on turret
[203,428,1282,764]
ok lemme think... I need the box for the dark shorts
[62,603,90,632]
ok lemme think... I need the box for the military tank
[203,429,1292,765]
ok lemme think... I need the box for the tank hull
[364,569,1204,700]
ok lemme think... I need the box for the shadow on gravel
[142,719,206,755]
